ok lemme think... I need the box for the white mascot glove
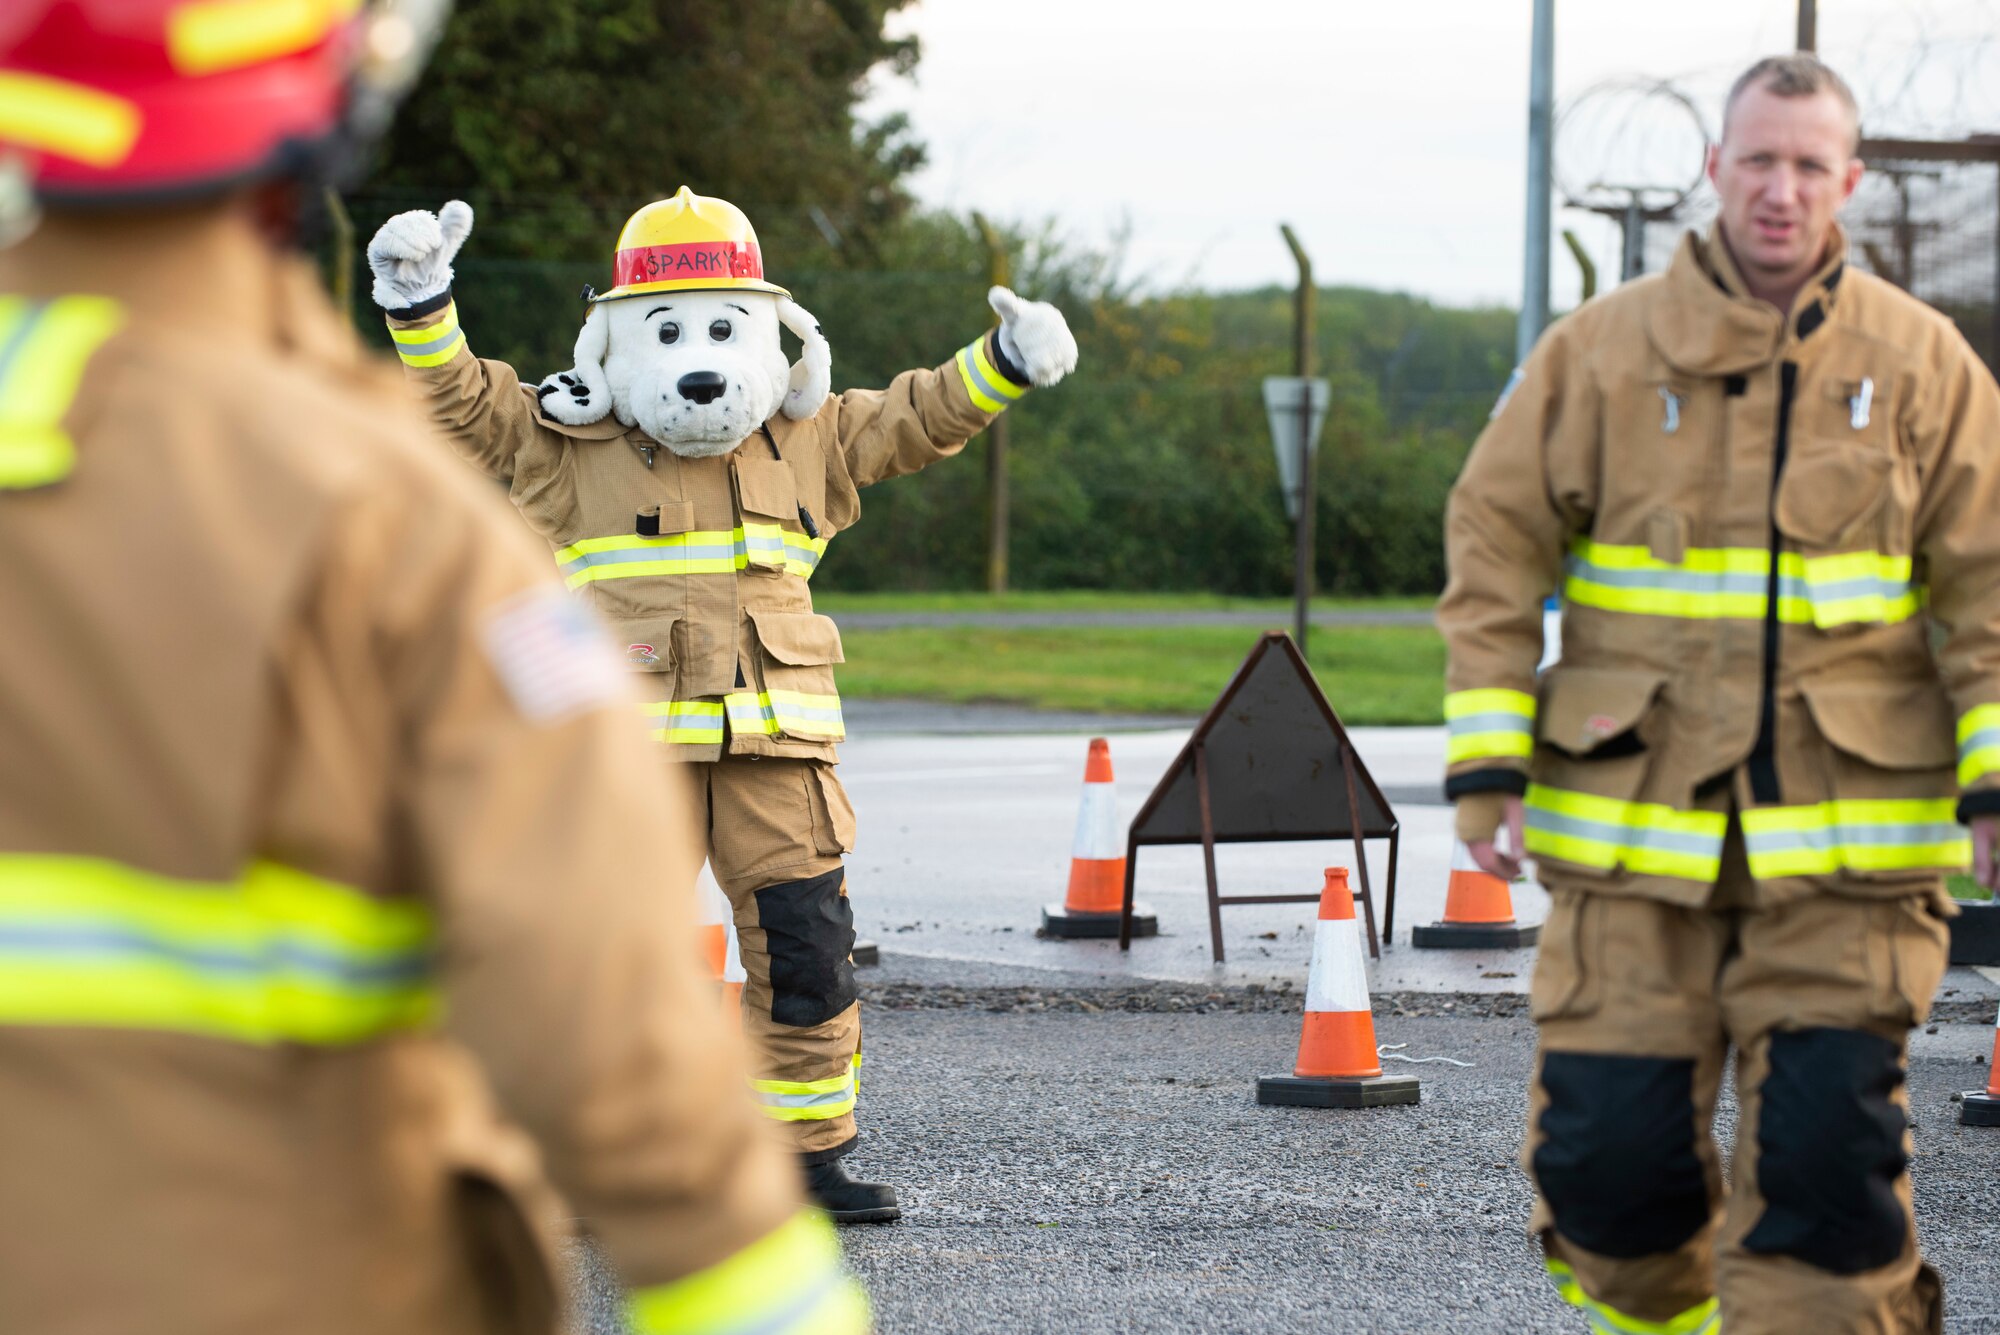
[366,199,473,311]
[989,286,1078,387]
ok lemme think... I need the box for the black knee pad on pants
[1533,1052,1710,1258]
[1743,1027,1908,1275]
[755,867,857,1028]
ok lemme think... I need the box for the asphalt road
[839,1007,2000,1335]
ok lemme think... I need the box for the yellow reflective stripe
[1566,537,1919,627]
[390,303,466,367]
[972,336,1027,400]
[556,527,826,587]
[955,334,1027,413]
[752,1059,857,1122]
[0,854,435,1046]
[742,519,828,577]
[725,690,846,741]
[0,295,127,490]
[387,301,460,344]
[1741,798,1969,878]
[640,700,725,745]
[0,71,142,168]
[1956,704,2000,786]
[1524,785,1727,882]
[626,1211,869,1335]
[166,0,363,76]
[1546,1260,1718,1335]
[1445,688,1536,764]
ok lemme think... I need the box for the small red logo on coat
[627,643,660,667]
[1584,714,1620,738]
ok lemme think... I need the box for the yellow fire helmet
[593,185,791,303]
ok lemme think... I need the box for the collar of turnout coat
[1646,222,1849,377]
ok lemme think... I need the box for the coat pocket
[743,610,846,742]
[1773,436,1919,633]
[1761,674,1969,886]
[736,455,806,575]
[1525,666,1710,881]
[610,612,680,674]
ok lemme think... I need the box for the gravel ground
[571,1002,2000,1334]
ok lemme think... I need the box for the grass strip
[813,590,1435,615]
[835,624,1446,723]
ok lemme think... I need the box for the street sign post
[1262,376,1330,521]
[1262,374,1330,654]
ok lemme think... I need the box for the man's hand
[1975,816,2000,893]
[989,286,1078,387]
[1468,796,1528,881]
[367,199,473,311]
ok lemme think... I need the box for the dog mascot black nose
[677,370,728,404]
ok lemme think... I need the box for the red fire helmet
[0,0,444,201]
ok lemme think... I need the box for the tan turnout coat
[0,207,823,1335]
[386,298,1019,763]
[1439,225,2000,905]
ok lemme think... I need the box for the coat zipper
[1747,360,1799,804]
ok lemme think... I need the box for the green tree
[363,0,922,267]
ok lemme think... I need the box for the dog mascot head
[537,187,830,458]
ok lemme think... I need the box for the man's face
[1707,85,1863,292]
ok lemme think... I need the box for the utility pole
[324,187,355,331]
[972,212,1011,595]
[1518,0,1555,365]
[1797,0,1816,51]
[1281,223,1316,657]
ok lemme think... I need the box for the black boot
[803,1157,900,1224]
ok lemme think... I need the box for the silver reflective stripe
[559,542,741,573]
[958,344,1015,405]
[1745,820,1964,854]
[1566,552,1766,597]
[1961,726,2000,757]
[779,702,844,725]
[392,326,463,357]
[1527,808,1725,856]
[0,303,45,380]
[1776,570,1909,604]
[759,1085,853,1111]
[1447,711,1533,738]
[722,1267,845,1335]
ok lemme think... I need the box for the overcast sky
[860,0,2000,307]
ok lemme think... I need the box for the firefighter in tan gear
[367,187,1079,1220]
[0,4,867,1332]
[1441,55,2000,1334]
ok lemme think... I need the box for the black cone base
[851,940,880,968]
[1257,1073,1421,1108]
[1961,1091,2000,1127]
[1412,920,1541,950]
[1041,902,1157,939]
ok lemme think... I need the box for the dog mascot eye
[709,318,733,342]
[657,322,680,345]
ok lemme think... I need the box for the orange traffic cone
[697,869,744,1013]
[1963,1006,2000,1127]
[1412,841,1541,949]
[1258,867,1419,1108]
[1042,737,1157,939]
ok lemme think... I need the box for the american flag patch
[479,587,629,723]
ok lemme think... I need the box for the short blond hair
[1723,54,1861,153]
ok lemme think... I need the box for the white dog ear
[776,298,832,420]
[537,303,613,426]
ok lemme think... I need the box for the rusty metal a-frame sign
[1117,632,1401,963]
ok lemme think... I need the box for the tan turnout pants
[1526,820,1952,1335]
[687,755,862,1160]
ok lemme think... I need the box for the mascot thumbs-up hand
[988,286,1078,387]
[367,199,473,311]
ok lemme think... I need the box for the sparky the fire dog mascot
[367,190,1078,1221]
